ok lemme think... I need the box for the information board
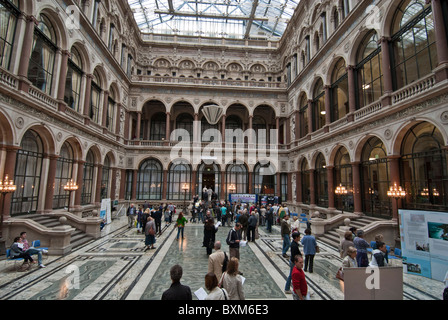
[229,194,258,204]
[399,209,448,281]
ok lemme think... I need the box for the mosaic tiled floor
[0,214,445,300]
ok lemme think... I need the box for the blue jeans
[176,227,184,239]
[26,248,43,265]
[282,235,291,255]
[285,260,294,290]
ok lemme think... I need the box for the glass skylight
[127,0,300,39]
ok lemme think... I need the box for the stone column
[287,173,292,202]
[165,112,171,144]
[388,156,401,221]
[115,103,122,135]
[221,115,226,145]
[347,65,356,122]
[191,170,197,197]
[327,166,335,210]
[101,90,109,128]
[276,172,281,198]
[17,15,38,92]
[162,169,168,200]
[324,85,331,132]
[220,171,226,200]
[74,160,85,209]
[309,169,316,205]
[57,50,70,111]
[131,169,137,201]
[380,37,393,106]
[307,100,313,134]
[351,161,362,215]
[1,146,20,221]
[431,0,448,81]
[83,74,93,124]
[119,169,126,200]
[248,171,253,194]
[95,164,103,205]
[296,171,302,203]
[135,112,141,140]
[109,167,117,202]
[44,155,59,212]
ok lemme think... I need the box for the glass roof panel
[127,0,300,39]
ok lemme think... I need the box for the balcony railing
[392,73,436,105]
[131,75,286,89]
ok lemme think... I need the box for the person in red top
[291,255,308,300]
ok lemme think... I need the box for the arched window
[312,79,326,132]
[53,142,74,209]
[150,112,166,141]
[252,116,266,145]
[401,122,448,212]
[27,13,57,95]
[298,94,309,138]
[315,153,328,208]
[168,162,192,200]
[334,147,353,212]
[82,150,95,205]
[391,0,437,90]
[138,159,163,200]
[225,115,243,131]
[356,31,383,108]
[361,137,391,218]
[333,7,339,30]
[253,162,276,195]
[107,87,115,132]
[301,160,311,205]
[101,156,111,200]
[176,113,194,137]
[90,70,102,123]
[330,59,348,121]
[11,130,44,216]
[226,163,248,198]
[64,47,83,111]
[0,0,19,70]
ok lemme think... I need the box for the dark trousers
[155,219,162,233]
[248,226,256,242]
[304,254,315,272]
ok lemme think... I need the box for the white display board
[100,198,112,224]
[399,209,448,281]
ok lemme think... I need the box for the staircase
[26,214,94,249]
[316,215,385,249]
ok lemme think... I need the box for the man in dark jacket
[153,208,163,235]
[161,265,192,300]
[226,222,242,260]
[266,204,274,233]
[247,212,258,242]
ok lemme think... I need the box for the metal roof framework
[127,0,300,39]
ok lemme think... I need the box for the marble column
[162,170,168,200]
[431,0,448,81]
[165,112,171,145]
[17,15,38,92]
[248,171,253,194]
[110,167,117,202]
[347,65,356,122]
[309,169,316,206]
[380,37,393,106]
[221,115,226,145]
[83,74,93,124]
[101,90,109,128]
[119,169,126,200]
[57,49,71,111]
[388,156,401,221]
[296,171,302,203]
[1,146,20,221]
[131,169,137,201]
[327,166,335,210]
[74,160,85,209]
[351,161,362,215]
[44,155,59,212]
[95,164,103,205]
[324,85,331,132]
[307,100,313,134]
[135,112,141,141]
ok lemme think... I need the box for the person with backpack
[208,241,228,282]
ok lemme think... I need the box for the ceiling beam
[153,9,270,21]
[244,0,259,39]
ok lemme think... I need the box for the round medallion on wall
[384,128,393,140]
[56,132,63,142]
[441,111,448,124]
[15,117,24,129]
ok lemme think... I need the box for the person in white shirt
[369,241,388,267]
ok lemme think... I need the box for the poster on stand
[399,209,448,281]
[229,194,258,204]
[100,198,112,224]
